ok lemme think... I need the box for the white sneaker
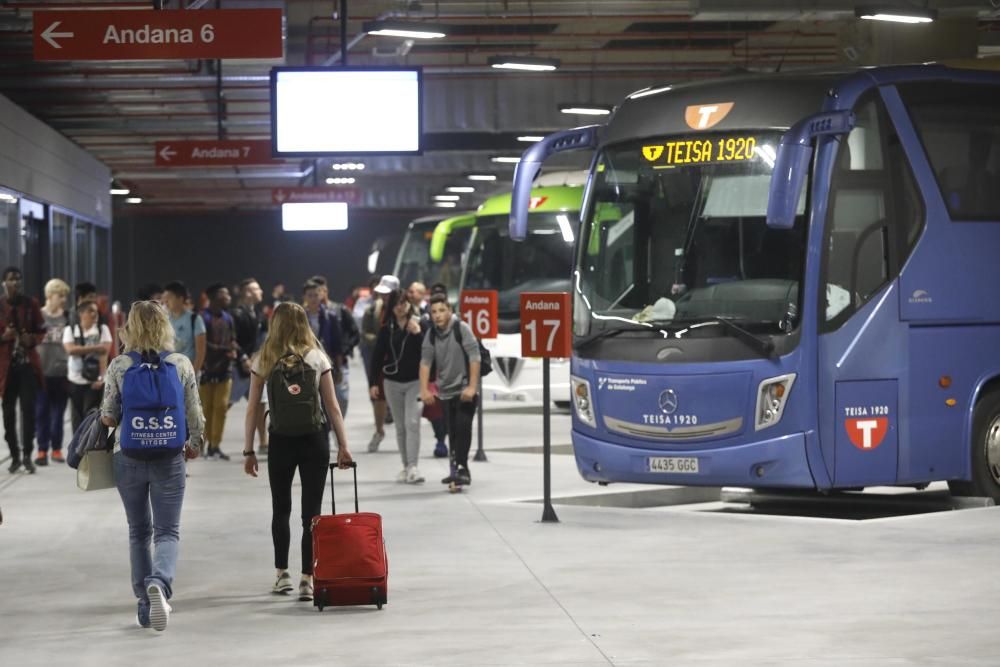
[406,466,425,484]
[396,468,408,483]
[272,570,293,594]
[146,583,172,632]
[298,578,314,602]
[367,431,384,453]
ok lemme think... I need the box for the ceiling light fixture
[125,197,143,204]
[559,103,613,116]
[466,174,497,181]
[327,177,356,185]
[517,135,545,143]
[434,201,458,208]
[363,20,447,39]
[488,55,560,72]
[445,186,475,193]
[855,6,936,23]
[491,156,521,164]
[110,188,131,196]
[331,162,365,171]
[434,195,461,201]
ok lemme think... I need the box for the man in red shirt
[0,267,46,473]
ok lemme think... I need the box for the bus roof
[605,71,846,144]
[476,183,584,218]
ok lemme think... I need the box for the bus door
[815,91,922,488]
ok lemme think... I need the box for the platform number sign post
[459,290,497,463]
[520,292,572,524]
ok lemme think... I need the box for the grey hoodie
[421,315,481,400]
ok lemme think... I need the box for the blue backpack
[119,352,186,460]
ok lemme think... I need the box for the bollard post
[474,375,487,462]
[541,357,559,523]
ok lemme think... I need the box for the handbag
[77,449,115,491]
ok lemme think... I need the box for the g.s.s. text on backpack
[120,352,186,460]
[267,353,326,436]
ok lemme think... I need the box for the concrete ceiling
[0,0,997,214]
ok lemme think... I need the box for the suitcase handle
[329,461,359,514]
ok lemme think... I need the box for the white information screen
[273,69,421,154]
[281,202,349,231]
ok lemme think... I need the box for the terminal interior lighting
[331,162,364,170]
[491,156,521,164]
[488,56,560,72]
[434,201,458,208]
[110,188,131,196]
[466,174,497,181]
[125,197,142,204]
[517,135,544,142]
[0,192,18,203]
[559,104,613,116]
[445,186,475,193]
[855,6,936,23]
[363,20,447,39]
[327,177,356,185]
[434,195,461,201]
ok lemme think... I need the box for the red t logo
[845,417,888,450]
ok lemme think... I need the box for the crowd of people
[0,266,484,631]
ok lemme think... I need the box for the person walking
[199,283,236,460]
[163,281,206,375]
[242,302,352,602]
[369,288,428,484]
[34,278,71,465]
[411,282,448,458]
[63,299,111,434]
[362,276,395,452]
[0,267,46,474]
[307,275,360,418]
[419,293,481,487]
[100,301,204,631]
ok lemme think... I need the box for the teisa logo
[131,415,176,430]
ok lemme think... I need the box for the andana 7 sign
[520,292,571,358]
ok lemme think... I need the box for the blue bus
[510,65,1000,500]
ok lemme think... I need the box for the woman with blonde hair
[100,301,204,632]
[243,301,352,602]
[34,278,71,465]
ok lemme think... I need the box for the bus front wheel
[949,392,1000,502]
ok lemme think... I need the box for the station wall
[111,208,427,306]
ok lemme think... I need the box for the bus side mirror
[510,125,601,241]
[767,110,856,229]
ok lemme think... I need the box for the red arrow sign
[272,188,361,206]
[155,140,276,167]
[33,9,282,61]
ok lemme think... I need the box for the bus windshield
[465,213,576,319]
[397,225,468,296]
[577,131,807,336]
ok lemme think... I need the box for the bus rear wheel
[949,392,1000,502]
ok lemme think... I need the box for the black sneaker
[34,455,48,467]
[22,458,36,474]
[441,471,456,484]
[8,459,22,474]
[214,449,230,461]
[454,466,471,486]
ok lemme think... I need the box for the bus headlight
[571,375,596,428]
[754,374,796,431]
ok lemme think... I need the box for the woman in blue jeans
[100,301,204,631]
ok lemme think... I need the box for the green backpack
[266,353,326,436]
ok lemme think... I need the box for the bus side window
[821,93,919,330]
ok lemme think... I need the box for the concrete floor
[2,359,999,666]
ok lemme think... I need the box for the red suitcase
[311,462,388,611]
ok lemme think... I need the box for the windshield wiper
[574,322,662,349]
[655,317,775,358]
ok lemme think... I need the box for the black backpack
[431,322,492,378]
[266,353,326,436]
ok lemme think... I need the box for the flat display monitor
[271,67,422,156]
[281,202,349,231]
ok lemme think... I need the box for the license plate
[647,457,699,474]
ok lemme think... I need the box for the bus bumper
[572,430,817,488]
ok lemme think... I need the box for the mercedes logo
[658,389,678,415]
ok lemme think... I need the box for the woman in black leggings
[242,302,352,602]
